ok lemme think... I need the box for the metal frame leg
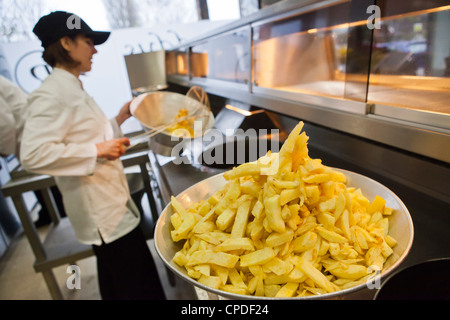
[11,194,65,300]
[41,270,63,300]
[11,195,46,261]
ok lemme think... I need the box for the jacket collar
[52,67,84,90]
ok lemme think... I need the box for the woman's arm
[96,137,130,160]
[115,100,133,127]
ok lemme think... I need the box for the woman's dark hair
[42,34,81,68]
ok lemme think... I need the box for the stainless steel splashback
[124,51,167,96]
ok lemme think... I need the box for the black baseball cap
[33,11,110,48]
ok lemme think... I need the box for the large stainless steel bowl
[154,168,414,300]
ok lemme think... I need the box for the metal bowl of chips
[130,90,215,156]
[154,168,414,300]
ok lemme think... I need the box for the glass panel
[166,48,189,76]
[165,51,177,76]
[190,28,250,83]
[368,2,450,115]
[253,1,352,99]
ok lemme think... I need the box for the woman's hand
[96,137,130,160]
[115,100,133,126]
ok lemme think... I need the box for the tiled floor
[0,224,197,300]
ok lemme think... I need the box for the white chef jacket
[0,76,27,157]
[20,68,140,245]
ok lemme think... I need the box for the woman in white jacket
[21,11,166,300]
